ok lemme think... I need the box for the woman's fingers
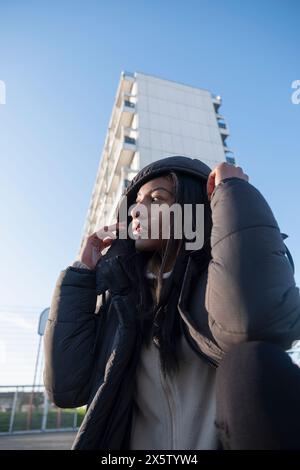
[207,162,249,201]
[206,171,216,201]
[102,238,114,247]
[96,221,126,240]
[95,224,117,240]
[80,223,127,269]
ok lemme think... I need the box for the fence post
[41,391,48,432]
[73,409,78,430]
[8,387,18,434]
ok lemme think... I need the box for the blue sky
[0,0,299,385]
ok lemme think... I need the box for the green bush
[0,408,86,433]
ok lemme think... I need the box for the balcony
[99,166,139,227]
[212,94,222,113]
[223,142,234,154]
[116,71,135,107]
[119,100,136,127]
[96,134,137,214]
[218,118,229,136]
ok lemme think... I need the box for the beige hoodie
[129,269,219,450]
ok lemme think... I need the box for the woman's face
[130,175,175,251]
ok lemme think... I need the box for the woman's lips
[132,223,147,237]
[133,226,143,235]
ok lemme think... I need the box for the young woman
[44,156,300,450]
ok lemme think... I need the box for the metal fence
[0,385,85,435]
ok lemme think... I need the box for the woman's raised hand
[207,162,249,202]
[80,221,126,270]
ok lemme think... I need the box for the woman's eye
[151,196,160,202]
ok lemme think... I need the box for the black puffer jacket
[43,156,300,450]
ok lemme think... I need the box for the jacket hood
[124,156,212,204]
[109,155,213,267]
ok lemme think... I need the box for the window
[124,100,135,109]
[218,121,226,129]
[226,155,236,165]
[124,136,136,145]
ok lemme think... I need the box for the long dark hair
[133,170,212,378]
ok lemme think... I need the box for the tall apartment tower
[78,71,235,257]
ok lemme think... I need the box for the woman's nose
[130,204,140,219]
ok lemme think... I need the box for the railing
[0,385,85,435]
